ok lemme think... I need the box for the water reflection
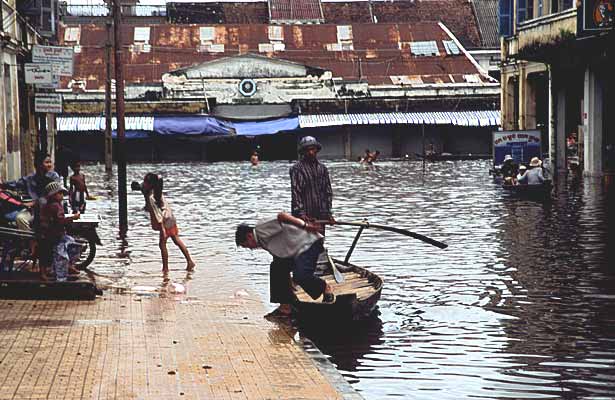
[83,160,614,399]
[297,314,386,375]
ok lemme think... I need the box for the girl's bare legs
[170,235,195,270]
[159,231,169,272]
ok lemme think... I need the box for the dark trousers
[270,240,326,303]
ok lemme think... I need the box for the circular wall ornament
[238,79,257,97]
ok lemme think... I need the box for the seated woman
[0,152,61,231]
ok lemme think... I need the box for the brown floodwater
[83,159,615,399]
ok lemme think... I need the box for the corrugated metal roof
[470,0,499,48]
[161,1,483,48]
[299,110,501,127]
[323,0,483,48]
[269,0,324,21]
[59,22,491,90]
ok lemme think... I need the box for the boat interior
[294,260,381,303]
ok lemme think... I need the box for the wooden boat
[289,220,446,321]
[502,180,552,199]
[291,258,383,321]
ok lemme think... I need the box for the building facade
[56,0,502,161]
[500,0,614,176]
[1,0,59,181]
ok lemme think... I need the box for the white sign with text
[32,45,74,76]
[25,63,53,84]
[35,93,63,113]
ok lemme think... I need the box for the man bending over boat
[235,212,336,318]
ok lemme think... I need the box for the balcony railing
[58,2,167,17]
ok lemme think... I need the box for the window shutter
[499,0,513,37]
[517,0,527,24]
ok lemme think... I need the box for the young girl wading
[141,173,195,272]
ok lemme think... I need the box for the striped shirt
[290,157,333,221]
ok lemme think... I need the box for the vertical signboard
[492,130,542,166]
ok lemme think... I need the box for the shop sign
[582,0,615,31]
[32,45,74,76]
[493,130,542,166]
[25,63,53,84]
[35,93,63,114]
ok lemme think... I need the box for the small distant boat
[292,258,383,321]
[502,180,552,199]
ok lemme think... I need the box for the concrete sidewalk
[0,259,362,400]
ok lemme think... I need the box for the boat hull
[502,180,552,199]
[291,259,383,321]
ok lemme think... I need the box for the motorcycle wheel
[73,235,96,270]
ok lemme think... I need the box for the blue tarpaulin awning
[114,130,150,139]
[57,111,499,138]
[57,115,299,137]
[153,116,235,136]
[232,117,299,136]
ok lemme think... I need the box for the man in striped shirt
[290,136,335,235]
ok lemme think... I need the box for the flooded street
[84,160,615,399]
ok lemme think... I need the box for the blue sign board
[493,130,542,166]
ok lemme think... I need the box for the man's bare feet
[186,261,196,271]
[68,266,80,275]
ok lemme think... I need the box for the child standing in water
[69,160,92,213]
[141,173,195,272]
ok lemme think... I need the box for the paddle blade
[380,225,448,249]
[327,253,345,283]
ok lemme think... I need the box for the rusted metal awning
[298,111,501,128]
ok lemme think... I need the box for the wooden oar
[326,250,345,283]
[317,220,448,249]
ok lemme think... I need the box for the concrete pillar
[555,85,567,173]
[518,63,526,129]
[0,64,6,181]
[583,66,603,176]
[548,65,555,169]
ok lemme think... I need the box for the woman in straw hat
[517,157,545,185]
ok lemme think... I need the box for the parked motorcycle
[67,214,102,270]
[0,208,101,272]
